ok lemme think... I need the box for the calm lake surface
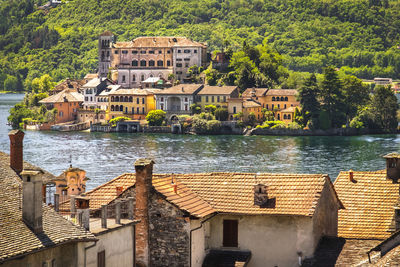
[1,93,399,191]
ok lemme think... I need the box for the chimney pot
[134,158,154,266]
[384,153,400,183]
[21,169,44,234]
[8,130,24,174]
[349,170,355,183]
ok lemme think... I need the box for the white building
[82,78,113,110]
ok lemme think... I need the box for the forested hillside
[1,0,400,91]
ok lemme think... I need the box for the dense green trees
[146,110,166,126]
[297,74,320,128]
[1,0,400,92]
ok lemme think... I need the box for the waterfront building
[303,153,400,265]
[68,158,343,267]
[155,84,204,116]
[82,77,114,110]
[227,98,243,120]
[98,31,207,87]
[0,131,96,266]
[197,85,239,111]
[39,88,83,124]
[243,99,263,122]
[107,88,160,120]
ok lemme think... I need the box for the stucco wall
[86,225,135,267]
[1,242,80,267]
[190,219,207,267]
[204,214,314,267]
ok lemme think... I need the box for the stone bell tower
[98,30,114,78]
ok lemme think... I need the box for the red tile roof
[335,170,399,240]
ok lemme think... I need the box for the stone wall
[251,127,394,136]
[142,126,172,133]
[148,191,190,267]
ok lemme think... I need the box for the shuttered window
[223,220,238,247]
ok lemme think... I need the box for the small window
[149,50,155,54]
[167,60,171,66]
[176,63,182,67]
[140,50,146,54]
[132,75,136,82]
[114,50,119,54]
[149,60,155,66]
[184,49,190,53]
[158,50,162,54]
[185,97,188,102]
[142,98,145,104]
[185,63,189,67]
[161,97,164,102]
[132,50,138,54]
[212,96,215,102]
[122,50,128,54]
[184,58,190,61]
[140,60,146,67]
[178,49,182,53]
[137,107,139,114]
[223,96,226,102]
[141,75,145,81]
[288,114,291,119]
[160,103,164,110]
[272,96,276,101]
[194,50,197,53]
[176,58,182,61]
[217,96,220,102]
[122,75,126,82]
[167,50,171,54]
[132,60,138,66]
[142,107,145,114]
[206,96,209,102]
[223,220,238,247]
[157,60,163,67]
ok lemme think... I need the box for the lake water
[1,93,399,191]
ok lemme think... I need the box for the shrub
[215,108,229,121]
[287,122,302,130]
[109,116,130,127]
[198,112,215,120]
[271,122,287,129]
[206,120,221,133]
[192,117,208,134]
[349,117,364,129]
[205,104,217,114]
[146,110,166,126]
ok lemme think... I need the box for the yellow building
[243,99,263,122]
[107,89,160,120]
[277,106,298,124]
[197,85,239,111]
[227,98,243,120]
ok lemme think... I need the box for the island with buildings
[9,31,399,136]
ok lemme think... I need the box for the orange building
[39,89,84,124]
[53,165,89,197]
[243,99,263,122]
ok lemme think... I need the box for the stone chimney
[254,183,276,208]
[134,158,154,267]
[20,169,44,234]
[8,130,24,174]
[76,196,90,231]
[384,153,400,183]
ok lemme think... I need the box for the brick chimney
[384,153,400,183]
[8,130,24,174]
[134,158,154,267]
[20,169,44,234]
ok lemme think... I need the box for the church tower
[98,31,114,78]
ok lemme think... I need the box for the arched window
[111,105,114,111]
[149,60,155,67]
[157,60,163,67]
[115,96,120,102]
[132,75,136,82]
[167,60,171,66]
[120,105,123,111]
[132,60,138,67]
[124,96,129,102]
[111,96,114,102]
[141,75,145,81]
[280,97,285,101]
[129,96,133,102]
[284,97,288,101]
[159,73,163,78]
[140,60,146,67]
[288,114,291,119]
[150,74,153,77]
[278,114,280,120]
[272,97,275,101]
[284,114,287,119]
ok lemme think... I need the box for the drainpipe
[84,240,98,267]
[189,213,218,267]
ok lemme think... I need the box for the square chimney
[254,184,276,208]
[384,153,400,183]
[8,130,24,174]
[21,169,44,234]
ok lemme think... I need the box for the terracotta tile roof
[113,37,206,49]
[84,73,98,80]
[50,79,84,94]
[109,88,150,96]
[75,172,341,218]
[155,84,204,95]
[0,151,95,263]
[39,89,83,104]
[243,100,261,108]
[334,170,399,240]
[265,89,297,96]
[197,85,238,95]
[242,88,268,98]
[100,30,114,36]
